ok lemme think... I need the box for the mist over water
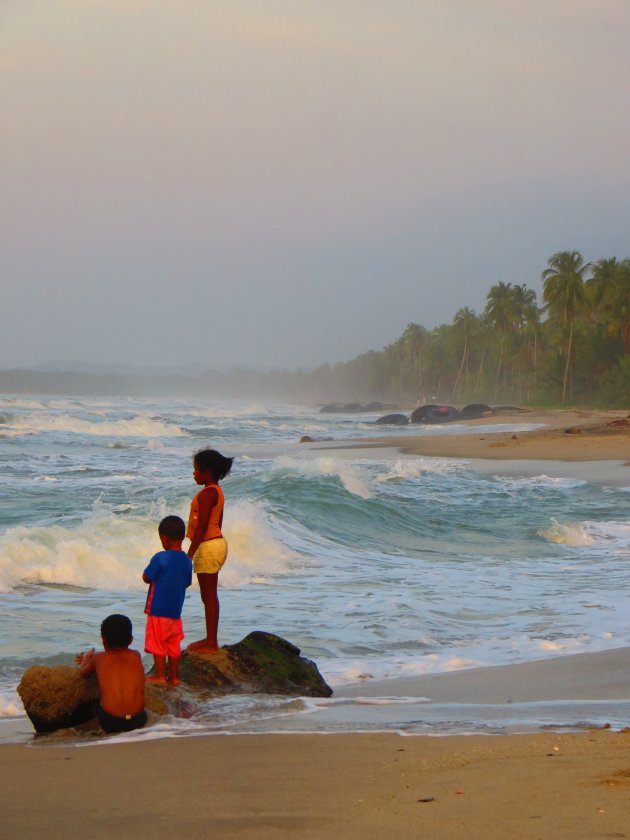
[1,395,629,736]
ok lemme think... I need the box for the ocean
[1,395,629,741]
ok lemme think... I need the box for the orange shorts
[144,615,184,658]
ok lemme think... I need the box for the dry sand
[3,407,628,839]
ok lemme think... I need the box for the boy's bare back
[83,648,145,718]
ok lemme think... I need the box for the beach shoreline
[313,407,630,460]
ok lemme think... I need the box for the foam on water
[540,517,630,550]
[4,413,186,438]
[272,455,373,499]
[2,396,630,739]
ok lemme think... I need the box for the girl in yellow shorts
[186,448,234,653]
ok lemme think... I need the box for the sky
[1,1,629,371]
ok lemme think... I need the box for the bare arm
[76,648,97,678]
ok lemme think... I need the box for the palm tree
[484,282,514,399]
[542,251,591,402]
[511,284,540,397]
[452,307,477,397]
[400,322,427,397]
[588,257,630,354]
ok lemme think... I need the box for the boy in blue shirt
[143,515,193,686]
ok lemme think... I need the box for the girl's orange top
[187,483,225,542]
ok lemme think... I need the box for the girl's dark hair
[101,614,133,649]
[193,449,234,481]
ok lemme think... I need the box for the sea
[1,395,629,743]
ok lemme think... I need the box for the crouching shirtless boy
[76,614,147,734]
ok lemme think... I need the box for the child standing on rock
[186,448,234,654]
[143,515,193,685]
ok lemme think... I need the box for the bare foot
[187,639,213,652]
[187,640,220,654]
[145,675,167,685]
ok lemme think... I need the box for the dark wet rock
[364,401,384,411]
[342,402,364,412]
[179,631,333,698]
[319,403,341,413]
[17,664,170,734]
[299,435,334,443]
[410,404,460,424]
[460,403,494,419]
[375,413,409,425]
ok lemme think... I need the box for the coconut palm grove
[308,251,630,408]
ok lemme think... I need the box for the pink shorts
[144,615,184,658]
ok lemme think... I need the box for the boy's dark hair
[193,449,234,481]
[158,515,186,541]
[101,614,132,649]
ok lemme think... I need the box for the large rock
[180,631,333,697]
[18,664,174,734]
[18,632,332,734]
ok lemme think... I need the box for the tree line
[2,251,627,407]
[307,251,630,407]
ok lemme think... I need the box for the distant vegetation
[307,250,630,408]
[2,251,628,407]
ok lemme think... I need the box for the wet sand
[2,724,630,838]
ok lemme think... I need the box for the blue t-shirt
[143,550,192,619]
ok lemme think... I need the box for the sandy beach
[319,407,630,463]
[2,721,630,838]
[3,406,629,839]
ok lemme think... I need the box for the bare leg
[168,655,180,686]
[146,654,167,684]
[187,572,220,653]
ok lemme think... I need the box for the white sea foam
[539,517,630,550]
[272,456,373,499]
[0,695,23,718]
[221,500,301,587]
[5,414,186,438]
[0,497,298,592]
[500,475,586,490]
[377,458,462,482]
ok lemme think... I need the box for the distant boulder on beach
[375,413,409,425]
[410,404,460,424]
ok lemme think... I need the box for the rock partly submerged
[18,631,332,734]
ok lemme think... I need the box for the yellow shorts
[193,538,228,575]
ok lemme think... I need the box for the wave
[4,414,186,438]
[272,455,373,499]
[376,458,463,482]
[0,694,22,718]
[0,498,299,593]
[539,517,630,549]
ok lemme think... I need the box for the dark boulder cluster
[375,403,499,425]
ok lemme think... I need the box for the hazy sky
[2,1,629,370]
